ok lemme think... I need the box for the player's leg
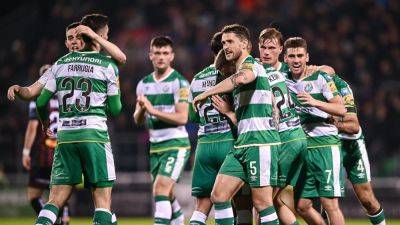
[353,183,385,225]
[190,141,231,225]
[190,144,212,225]
[79,142,117,225]
[35,185,73,225]
[92,186,114,225]
[211,150,247,225]
[273,187,298,225]
[317,145,345,225]
[246,145,279,225]
[320,197,344,225]
[274,139,307,225]
[344,138,386,225]
[294,148,326,225]
[296,198,325,225]
[27,186,45,214]
[152,149,190,225]
[35,143,80,225]
[169,192,184,225]
[211,174,243,225]
[28,165,52,215]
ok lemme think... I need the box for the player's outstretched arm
[7,81,44,101]
[333,113,360,134]
[107,94,122,116]
[76,25,126,65]
[193,69,255,109]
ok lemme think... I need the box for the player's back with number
[36,49,121,187]
[45,51,120,144]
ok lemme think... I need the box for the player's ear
[149,52,153,61]
[170,52,175,61]
[65,40,68,49]
[278,45,283,54]
[306,53,309,63]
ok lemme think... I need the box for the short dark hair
[66,22,80,32]
[259,28,283,46]
[210,32,223,56]
[284,37,308,53]
[81,13,109,45]
[221,24,250,41]
[150,36,174,49]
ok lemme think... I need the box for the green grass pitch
[0,217,399,225]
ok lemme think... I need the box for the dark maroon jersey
[28,97,58,168]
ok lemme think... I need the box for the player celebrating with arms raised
[133,36,190,225]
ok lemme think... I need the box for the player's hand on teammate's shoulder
[7,84,21,101]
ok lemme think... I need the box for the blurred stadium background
[0,0,399,223]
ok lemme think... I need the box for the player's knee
[211,189,230,203]
[321,199,340,212]
[273,194,284,207]
[153,179,174,196]
[252,197,270,211]
[296,200,312,216]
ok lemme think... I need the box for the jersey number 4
[61,77,93,113]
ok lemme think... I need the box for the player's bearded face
[222,33,244,62]
[259,38,282,66]
[65,28,84,52]
[284,47,309,76]
[149,46,174,72]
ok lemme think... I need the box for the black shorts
[29,166,51,189]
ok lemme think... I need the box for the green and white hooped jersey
[43,51,120,144]
[263,64,303,133]
[136,70,190,153]
[286,71,340,147]
[233,56,280,148]
[189,65,234,143]
[333,75,363,140]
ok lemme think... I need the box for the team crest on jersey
[304,83,313,93]
[162,85,170,93]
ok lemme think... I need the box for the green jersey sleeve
[333,74,357,114]
[106,63,120,96]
